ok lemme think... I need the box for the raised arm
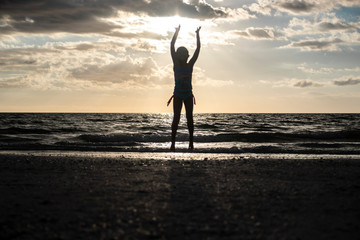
[189,27,201,66]
[171,25,180,63]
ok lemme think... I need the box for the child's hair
[176,46,189,56]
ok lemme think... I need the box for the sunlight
[105,12,211,48]
[146,16,204,36]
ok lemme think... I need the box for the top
[173,66,193,100]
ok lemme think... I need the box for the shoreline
[1,150,360,161]
[1,153,360,239]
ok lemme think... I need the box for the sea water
[1,113,359,158]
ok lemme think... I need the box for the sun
[106,12,209,40]
[105,12,211,51]
[146,16,203,36]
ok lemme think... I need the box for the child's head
[176,46,189,62]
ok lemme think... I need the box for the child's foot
[188,143,194,150]
[170,143,175,152]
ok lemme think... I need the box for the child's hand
[195,27,201,34]
[175,25,181,33]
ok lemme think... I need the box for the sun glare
[147,16,203,36]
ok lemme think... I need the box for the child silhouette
[168,25,201,151]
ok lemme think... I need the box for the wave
[2,129,359,144]
[297,143,345,148]
[1,143,359,155]
[78,133,167,143]
[0,127,86,135]
[76,130,360,144]
[0,127,51,135]
[211,130,360,142]
[0,135,40,143]
[197,123,218,129]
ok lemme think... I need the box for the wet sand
[1,153,360,239]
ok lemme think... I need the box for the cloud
[279,0,316,14]
[0,0,244,37]
[0,46,171,90]
[294,79,323,88]
[73,43,95,51]
[246,2,272,16]
[220,8,255,22]
[333,78,360,86]
[260,78,325,88]
[0,1,119,35]
[230,27,283,40]
[247,0,360,16]
[0,37,228,91]
[297,65,360,74]
[247,28,273,39]
[246,0,316,16]
[282,14,360,51]
[0,42,118,90]
[0,77,29,88]
[136,0,229,19]
[318,22,354,31]
[70,57,233,89]
[343,67,360,73]
[297,64,333,74]
[285,15,358,37]
[71,57,164,87]
[284,38,344,51]
[0,58,37,67]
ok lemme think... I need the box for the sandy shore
[1,153,359,239]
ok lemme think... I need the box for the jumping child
[168,25,201,151]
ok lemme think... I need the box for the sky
[0,0,360,113]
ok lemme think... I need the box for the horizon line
[1,112,359,114]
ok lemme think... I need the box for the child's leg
[171,96,183,151]
[184,96,194,149]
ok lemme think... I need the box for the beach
[1,152,359,239]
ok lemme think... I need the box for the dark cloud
[74,43,95,51]
[0,0,118,34]
[232,27,281,40]
[0,0,229,36]
[247,0,317,16]
[234,31,250,37]
[333,78,360,86]
[250,0,360,16]
[196,1,228,18]
[289,38,343,50]
[279,0,315,14]
[0,59,37,66]
[294,80,323,88]
[318,22,353,31]
[248,28,272,38]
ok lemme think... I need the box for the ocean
[1,113,359,159]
